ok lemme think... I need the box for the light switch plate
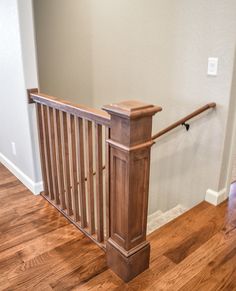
[208,57,218,76]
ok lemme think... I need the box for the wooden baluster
[61,112,73,215]
[47,107,59,204]
[105,127,110,240]
[95,123,104,242]
[54,109,66,209]
[77,117,87,228]
[85,120,95,234]
[103,101,161,282]
[42,105,54,200]
[36,103,49,195]
[68,114,80,221]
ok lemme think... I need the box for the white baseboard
[205,188,227,206]
[0,153,43,195]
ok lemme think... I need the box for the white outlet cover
[208,57,218,76]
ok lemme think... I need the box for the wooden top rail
[30,91,111,127]
[152,102,216,140]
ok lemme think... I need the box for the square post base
[106,240,150,282]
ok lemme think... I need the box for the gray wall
[0,0,41,188]
[34,0,236,212]
[33,0,93,106]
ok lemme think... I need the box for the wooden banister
[30,92,111,127]
[30,90,111,250]
[30,89,162,282]
[152,102,216,140]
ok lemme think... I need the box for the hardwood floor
[1,163,236,290]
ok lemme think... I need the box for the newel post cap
[102,100,162,119]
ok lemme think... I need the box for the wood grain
[103,100,158,282]
[68,114,80,221]
[30,92,111,127]
[1,163,236,289]
[53,109,66,209]
[85,120,95,235]
[42,104,54,200]
[47,106,59,203]
[77,117,87,228]
[152,102,216,140]
[95,123,104,243]
[61,112,73,215]
[36,103,49,195]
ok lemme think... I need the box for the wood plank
[35,103,49,195]
[2,163,236,290]
[179,244,236,291]
[95,123,104,242]
[85,120,95,234]
[150,229,236,290]
[7,239,105,291]
[149,201,227,263]
[76,117,87,228]
[164,224,221,264]
[61,112,73,215]
[67,114,80,221]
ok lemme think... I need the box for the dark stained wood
[85,120,95,235]
[1,164,236,290]
[47,106,59,203]
[30,89,222,285]
[105,127,110,240]
[68,114,80,221]
[32,91,110,248]
[152,102,216,140]
[95,123,104,243]
[53,109,66,209]
[163,224,218,264]
[76,117,87,228]
[27,88,38,104]
[103,100,160,282]
[42,193,106,251]
[0,164,107,291]
[61,111,73,215]
[30,92,111,127]
[35,103,49,195]
[41,104,54,200]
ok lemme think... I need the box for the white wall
[34,0,236,212]
[220,50,236,194]
[0,0,41,193]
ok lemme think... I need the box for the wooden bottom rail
[41,193,106,251]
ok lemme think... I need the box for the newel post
[103,101,162,282]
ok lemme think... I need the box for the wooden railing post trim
[103,100,161,282]
[27,88,38,104]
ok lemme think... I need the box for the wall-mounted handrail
[152,102,216,140]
